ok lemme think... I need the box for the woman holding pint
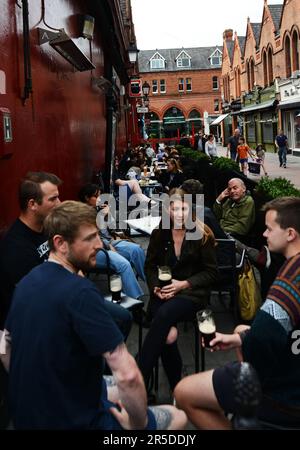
[138,189,218,395]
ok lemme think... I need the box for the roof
[268,4,284,32]
[251,23,261,46]
[138,46,223,72]
[227,41,235,64]
[237,36,246,54]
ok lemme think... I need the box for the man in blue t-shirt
[1,201,186,430]
[275,130,288,168]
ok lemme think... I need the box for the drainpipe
[21,0,32,105]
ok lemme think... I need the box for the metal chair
[213,238,246,321]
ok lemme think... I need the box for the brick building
[221,0,300,154]
[138,46,222,142]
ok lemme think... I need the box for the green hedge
[179,148,210,162]
[255,176,300,200]
[212,157,241,173]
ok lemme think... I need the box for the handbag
[238,257,261,321]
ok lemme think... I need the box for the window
[263,50,268,87]
[292,31,299,73]
[210,49,222,66]
[261,112,274,143]
[214,99,219,112]
[268,48,273,85]
[186,78,192,91]
[150,53,165,70]
[178,78,184,92]
[211,55,222,66]
[294,111,300,149]
[213,76,219,90]
[246,115,256,142]
[152,80,158,94]
[177,57,191,68]
[285,36,292,79]
[176,51,191,68]
[160,79,166,93]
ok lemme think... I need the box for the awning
[210,113,229,126]
[278,98,300,109]
[236,99,277,114]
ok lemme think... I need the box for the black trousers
[138,295,199,391]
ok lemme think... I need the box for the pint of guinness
[197,309,216,348]
[158,266,172,289]
[110,274,122,303]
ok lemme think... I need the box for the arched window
[236,68,241,97]
[227,75,231,100]
[188,109,202,133]
[263,50,268,87]
[268,48,273,85]
[292,31,299,73]
[285,35,292,78]
[250,59,255,90]
[247,61,251,91]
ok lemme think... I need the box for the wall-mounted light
[128,43,139,64]
[82,15,95,40]
[49,29,95,71]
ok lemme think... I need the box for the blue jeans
[95,247,144,299]
[111,240,146,281]
[278,146,287,166]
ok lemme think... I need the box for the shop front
[279,79,300,156]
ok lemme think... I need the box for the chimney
[223,29,233,41]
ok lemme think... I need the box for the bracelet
[216,199,221,205]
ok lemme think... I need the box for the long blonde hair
[168,188,215,245]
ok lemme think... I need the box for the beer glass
[158,266,172,289]
[110,274,122,303]
[197,309,216,348]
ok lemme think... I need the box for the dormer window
[176,51,191,68]
[209,48,222,66]
[150,52,165,70]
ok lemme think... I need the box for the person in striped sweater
[174,197,300,429]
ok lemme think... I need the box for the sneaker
[283,164,286,168]
[279,163,283,167]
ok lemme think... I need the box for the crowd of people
[0,133,299,430]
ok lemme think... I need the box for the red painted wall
[0,0,128,232]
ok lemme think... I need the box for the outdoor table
[125,215,161,236]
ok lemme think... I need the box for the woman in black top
[138,189,217,392]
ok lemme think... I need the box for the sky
[131,0,283,49]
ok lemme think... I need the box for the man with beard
[1,201,186,430]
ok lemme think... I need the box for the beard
[67,250,97,273]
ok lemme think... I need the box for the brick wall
[141,68,222,120]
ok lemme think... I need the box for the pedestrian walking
[255,144,268,176]
[275,130,288,168]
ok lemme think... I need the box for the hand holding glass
[197,309,216,348]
